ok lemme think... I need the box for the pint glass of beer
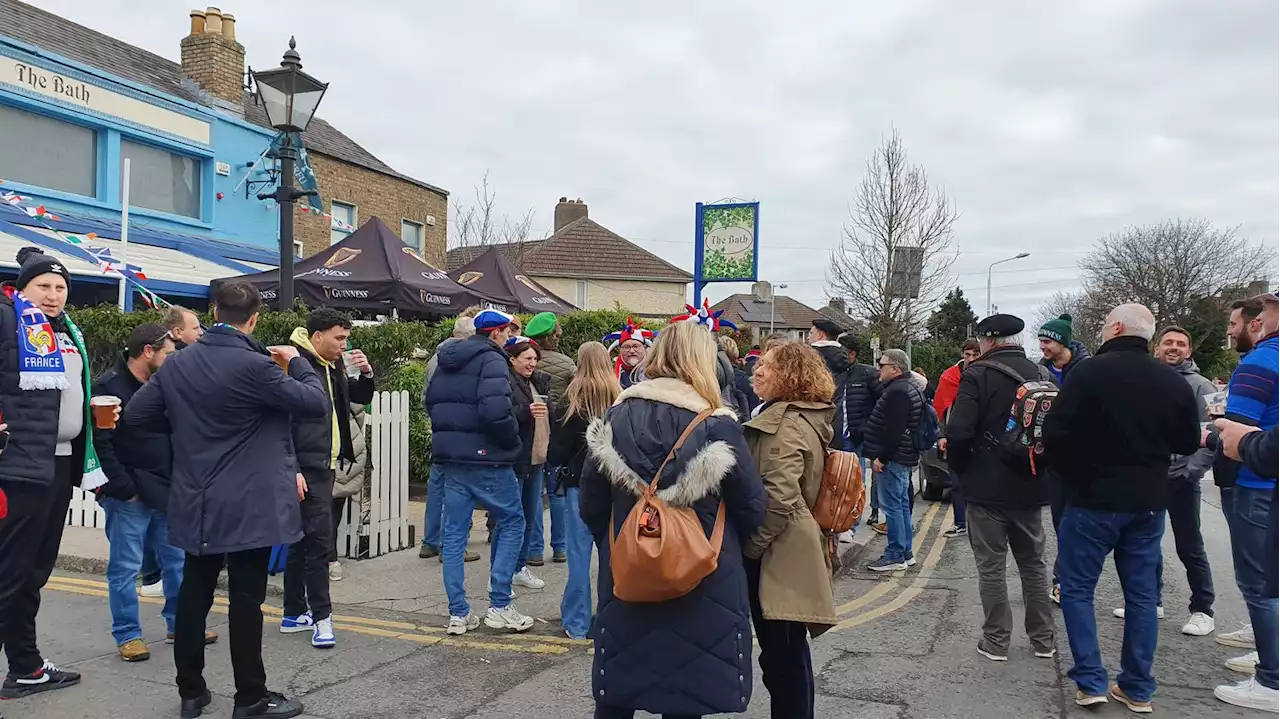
[91,395,121,429]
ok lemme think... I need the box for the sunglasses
[877,361,894,368]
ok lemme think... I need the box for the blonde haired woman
[580,320,766,719]
[548,342,619,640]
[743,341,838,718]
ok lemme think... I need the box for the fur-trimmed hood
[585,377,739,507]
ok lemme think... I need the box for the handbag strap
[645,408,717,497]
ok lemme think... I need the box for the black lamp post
[253,37,328,309]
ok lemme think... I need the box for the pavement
[11,481,1265,718]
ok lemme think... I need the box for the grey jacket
[423,337,463,407]
[1169,358,1216,481]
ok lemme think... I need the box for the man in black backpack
[945,314,1056,663]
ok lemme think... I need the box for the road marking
[830,506,954,633]
[835,500,942,616]
[43,577,576,655]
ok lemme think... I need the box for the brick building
[446,198,691,318]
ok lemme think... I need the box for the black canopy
[447,246,575,315]
[212,217,489,315]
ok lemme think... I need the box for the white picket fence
[68,390,413,561]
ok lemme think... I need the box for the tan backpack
[811,448,865,533]
[610,409,726,603]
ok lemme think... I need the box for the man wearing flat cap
[810,319,850,379]
[944,314,1056,663]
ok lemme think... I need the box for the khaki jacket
[744,400,837,636]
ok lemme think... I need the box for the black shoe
[865,511,880,526]
[553,550,568,563]
[526,555,545,567]
[419,544,440,559]
[231,692,304,718]
[0,662,81,699]
[180,690,213,718]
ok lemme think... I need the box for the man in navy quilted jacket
[425,308,535,636]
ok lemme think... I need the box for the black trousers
[1165,477,1215,616]
[175,548,270,706]
[0,458,74,676]
[284,474,334,621]
[1049,469,1065,586]
[746,558,815,719]
[594,705,699,719]
[329,497,347,563]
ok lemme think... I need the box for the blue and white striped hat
[474,308,515,332]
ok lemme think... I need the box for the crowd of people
[0,235,1274,717]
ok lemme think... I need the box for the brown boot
[118,638,150,662]
[166,630,218,645]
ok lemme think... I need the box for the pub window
[331,201,357,244]
[120,139,201,219]
[401,219,424,251]
[0,104,97,197]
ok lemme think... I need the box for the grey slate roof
[0,0,445,195]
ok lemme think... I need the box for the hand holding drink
[91,395,122,429]
[343,349,372,378]
[531,393,548,419]
[268,345,299,373]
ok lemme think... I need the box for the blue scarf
[12,289,68,390]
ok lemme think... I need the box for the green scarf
[64,314,105,490]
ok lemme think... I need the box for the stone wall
[294,152,449,267]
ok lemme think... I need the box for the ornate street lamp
[253,37,328,309]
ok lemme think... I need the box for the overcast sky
[42,0,1280,332]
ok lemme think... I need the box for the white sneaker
[328,561,343,582]
[447,613,480,636]
[1113,606,1164,619]
[1226,652,1260,675]
[311,617,335,649]
[1181,612,1215,636]
[1214,677,1279,712]
[138,580,164,598]
[1217,624,1256,649]
[512,567,546,589]
[484,605,535,632]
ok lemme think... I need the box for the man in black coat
[278,309,374,650]
[1043,303,1200,711]
[945,314,1055,662]
[93,324,219,663]
[862,348,924,573]
[809,318,850,379]
[125,281,330,719]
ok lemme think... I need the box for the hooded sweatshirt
[291,327,341,467]
[1167,358,1217,481]
[1040,339,1091,385]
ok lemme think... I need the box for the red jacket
[934,362,963,420]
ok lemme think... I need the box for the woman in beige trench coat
[743,341,838,719]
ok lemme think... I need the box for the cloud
[33,0,1279,333]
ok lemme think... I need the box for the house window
[120,139,201,218]
[401,220,424,251]
[575,279,589,307]
[0,104,97,197]
[294,240,304,258]
[330,201,357,244]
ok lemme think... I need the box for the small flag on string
[23,205,59,221]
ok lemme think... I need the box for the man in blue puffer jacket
[425,308,535,636]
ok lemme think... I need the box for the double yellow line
[829,500,954,633]
[43,575,588,655]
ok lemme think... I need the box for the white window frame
[575,279,589,307]
[293,240,304,257]
[401,219,425,251]
[330,200,357,245]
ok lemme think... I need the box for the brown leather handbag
[610,409,726,603]
[811,448,865,533]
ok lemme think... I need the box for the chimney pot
[189,9,206,34]
[554,197,589,232]
[204,7,223,34]
[221,13,236,41]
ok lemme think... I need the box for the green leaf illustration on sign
[701,204,757,281]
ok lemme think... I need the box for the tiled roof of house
[817,303,861,332]
[445,218,692,282]
[711,294,827,330]
[1,0,445,195]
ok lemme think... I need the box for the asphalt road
[5,479,1262,718]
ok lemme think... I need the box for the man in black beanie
[0,247,103,701]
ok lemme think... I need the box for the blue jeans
[139,545,161,586]
[561,487,594,639]
[422,463,445,549]
[102,498,185,645]
[519,466,553,566]
[441,463,524,617]
[876,463,912,562]
[532,467,567,557]
[1226,485,1279,690]
[1058,506,1164,701]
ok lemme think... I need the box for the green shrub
[380,361,429,484]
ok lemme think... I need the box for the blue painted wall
[0,35,281,256]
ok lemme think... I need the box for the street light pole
[769,283,788,335]
[986,252,1031,317]
[265,133,300,310]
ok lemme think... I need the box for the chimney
[180,6,246,111]
[828,297,847,314]
[554,197,589,232]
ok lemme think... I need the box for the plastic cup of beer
[91,395,121,429]
[342,350,361,379]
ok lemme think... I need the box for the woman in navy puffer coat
[580,321,766,718]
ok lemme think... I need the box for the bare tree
[827,130,958,346]
[449,171,537,266]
